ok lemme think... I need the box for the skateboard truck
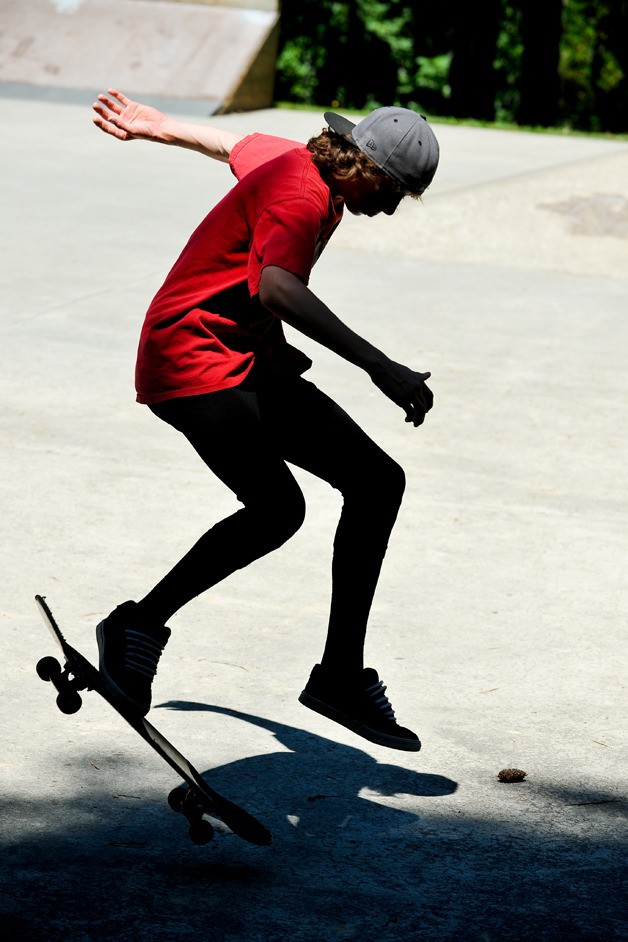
[36,654,86,714]
[168,785,215,845]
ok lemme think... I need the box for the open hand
[92,89,166,142]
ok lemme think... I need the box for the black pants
[140,374,405,675]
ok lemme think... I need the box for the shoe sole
[96,620,150,717]
[298,690,421,752]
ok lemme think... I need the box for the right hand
[92,89,166,142]
[369,359,434,427]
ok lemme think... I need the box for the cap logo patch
[365,138,378,152]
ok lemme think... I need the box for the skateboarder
[91,89,440,752]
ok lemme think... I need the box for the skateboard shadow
[154,700,457,842]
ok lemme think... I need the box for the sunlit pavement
[2,90,627,942]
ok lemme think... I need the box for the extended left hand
[92,89,166,142]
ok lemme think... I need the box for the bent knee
[276,488,307,543]
[385,456,406,501]
[369,453,406,507]
[253,485,306,551]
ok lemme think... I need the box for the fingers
[92,89,131,121]
[92,112,129,140]
[92,103,116,126]
[92,108,121,136]
[403,393,426,426]
[92,97,116,126]
[107,88,130,107]
[405,405,426,427]
[95,89,129,113]
[92,91,130,139]
[96,94,117,114]
[404,379,433,427]
[370,361,433,428]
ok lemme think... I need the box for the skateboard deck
[34,594,272,847]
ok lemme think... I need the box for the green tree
[517,0,563,126]
[274,0,628,132]
[561,0,627,131]
[448,0,501,121]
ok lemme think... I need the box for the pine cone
[497,768,527,783]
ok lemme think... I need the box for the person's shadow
[155,700,457,845]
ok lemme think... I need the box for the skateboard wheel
[57,690,82,714]
[189,819,214,845]
[36,656,61,682]
[168,785,188,812]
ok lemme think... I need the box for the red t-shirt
[135,133,343,404]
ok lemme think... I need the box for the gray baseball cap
[324,107,440,195]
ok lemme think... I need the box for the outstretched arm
[259,266,434,427]
[92,89,244,161]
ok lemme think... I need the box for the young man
[91,89,440,752]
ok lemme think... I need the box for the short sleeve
[247,198,323,295]
[230,133,304,181]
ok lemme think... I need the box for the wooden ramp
[0,0,279,113]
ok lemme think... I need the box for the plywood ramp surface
[0,0,279,111]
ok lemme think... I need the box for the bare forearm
[151,117,243,161]
[259,265,434,427]
[259,266,384,373]
[92,89,243,160]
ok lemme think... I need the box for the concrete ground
[1,89,627,941]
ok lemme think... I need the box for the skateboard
[34,594,272,848]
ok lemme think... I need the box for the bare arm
[92,89,244,161]
[259,266,433,427]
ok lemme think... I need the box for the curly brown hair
[306,128,419,200]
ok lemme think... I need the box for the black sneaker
[299,665,421,752]
[96,601,170,716]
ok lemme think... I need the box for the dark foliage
[275,0,627,132]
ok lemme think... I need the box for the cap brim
[324,112,357,136]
